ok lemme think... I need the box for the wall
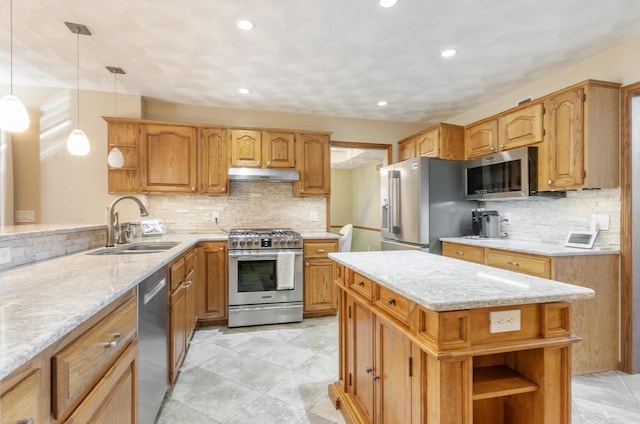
[330,169,353,225]
[147,181,326,233]
[484,188,620,247]
[0,84,143,225]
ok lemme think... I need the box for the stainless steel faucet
[106,196,149,247]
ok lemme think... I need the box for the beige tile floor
[156,316,640,424]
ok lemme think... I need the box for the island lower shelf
[328,257,581,424]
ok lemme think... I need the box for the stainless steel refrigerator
[380,156,474,253]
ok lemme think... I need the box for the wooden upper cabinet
[398,137,416,161]
[229,130,262,167]
[498,102,544,151]
[262,131,296,168]
[140,124,198,193]
[294,133,331,196]
[465,119,499,159]
[417,124,465,160]
[200,128,229,195]
[540,88,585,190]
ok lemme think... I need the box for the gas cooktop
[228,228,302,250]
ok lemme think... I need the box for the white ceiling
[2,0,640,123]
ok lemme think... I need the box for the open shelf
[473,365,539,400]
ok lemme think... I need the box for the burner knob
[286,239,293,246]
[239,240,246,246]
[254,240,259,246]
[231,240,237,247]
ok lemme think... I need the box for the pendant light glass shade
[107,147,124,168]
[0,0,30,133]
[0,94,29,132]
[66,128,90,156]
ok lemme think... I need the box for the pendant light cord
[76,28,80,128]
[113,71,117,116]
[9,0,13,94]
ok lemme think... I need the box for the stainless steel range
[228,228,304,327]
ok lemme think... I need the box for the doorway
[330,141,392,252]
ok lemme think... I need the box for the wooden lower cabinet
[303,239,339,317]
[170,282,188,385]
[197,242,228,323]
[330,264,575,424]
[0,358,45,424]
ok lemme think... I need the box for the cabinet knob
[500,144,505,148]
[490,147,495,151]
[267,161,272,166]
[219,246,225,251]
[221,187,226,192]
[257,161,261,166]
[366,367,373,374]
[300,189,305,193]
[373,374,380,381]
[547,179,553,185]
[316,249,326,253]
[306,262,310,266]
[358,281,365,287]
[455,251,464,256]
[387,298,396,305]
[191,186,197,191]
[508,261,520,267]
[17,419,34,424]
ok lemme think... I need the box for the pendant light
[0,0,30,133]
[64,22,91,156]
[106,66,125,168]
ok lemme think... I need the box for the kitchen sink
[87,241,180,256]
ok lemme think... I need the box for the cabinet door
[201,128,229,195]
[262,131,296,168]
[541,88,585,190]
[169,284,188,384]
[229,130,262,167]
[499,103,544,151]
[398,138,416,161]
[198,242,228,321]
[140,124,198,193]
[376,318,412,424]
[0,368,42,424]
[185,250,198,340]
[294,133,331,196]
[465,120,499,159]
[64,342,137,424]
[304,258,336,314]
[417,129,439,158]
[349,296,376,422]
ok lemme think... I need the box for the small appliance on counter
[471,209,502,238]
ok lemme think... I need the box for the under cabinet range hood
[228,167,300,182]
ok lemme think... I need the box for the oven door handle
[229,252,303,260]
[232,304,303,311]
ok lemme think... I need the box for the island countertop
[328,250,594,312]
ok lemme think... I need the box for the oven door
[228,250,303,306]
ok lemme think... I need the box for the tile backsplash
[483,188,621,247]
[147,181,327,233]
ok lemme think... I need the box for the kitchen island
[327,250,594,424]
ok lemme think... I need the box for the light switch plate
[591,214,610,231]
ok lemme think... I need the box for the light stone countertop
[300,232,340,239]
[0,234,228,380]
[0,224,107,240]
[329,250,594,313]
[440,237,620,256]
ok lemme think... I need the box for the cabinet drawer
[375,285,412,325]
[485,249,551,278]
[304,241,338,258]
[52,296,137,419]
[443,242,485,264]
[351,272,374,301]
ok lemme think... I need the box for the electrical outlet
[591,214,609,231]
[211,211,220,222]
[0,247,12,265]
[15,210,35,223]
[490,309,521,333]
[503,213,512,223]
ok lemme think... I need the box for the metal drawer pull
[387,298,396,305]
[184,280,193,288]
[358,281,365,287]
[17,419,34,424]
[103,333,123,348]
[455,251,464,256]
[316,249,326,253]
[508,261,520,267]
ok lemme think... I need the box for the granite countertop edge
[440,237,620,256]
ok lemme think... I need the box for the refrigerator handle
[389,170,400,234]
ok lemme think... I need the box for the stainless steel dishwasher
[137,267,169,424]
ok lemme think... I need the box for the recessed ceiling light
[238,88,250,94]
[379,0,398,8]
[441,49,457,58]
[377,100,388,106]
[237,19,255,30]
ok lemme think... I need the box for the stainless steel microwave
[464,147,538,200]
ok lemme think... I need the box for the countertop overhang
[440,237,619,256]
[329,250,594,312]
